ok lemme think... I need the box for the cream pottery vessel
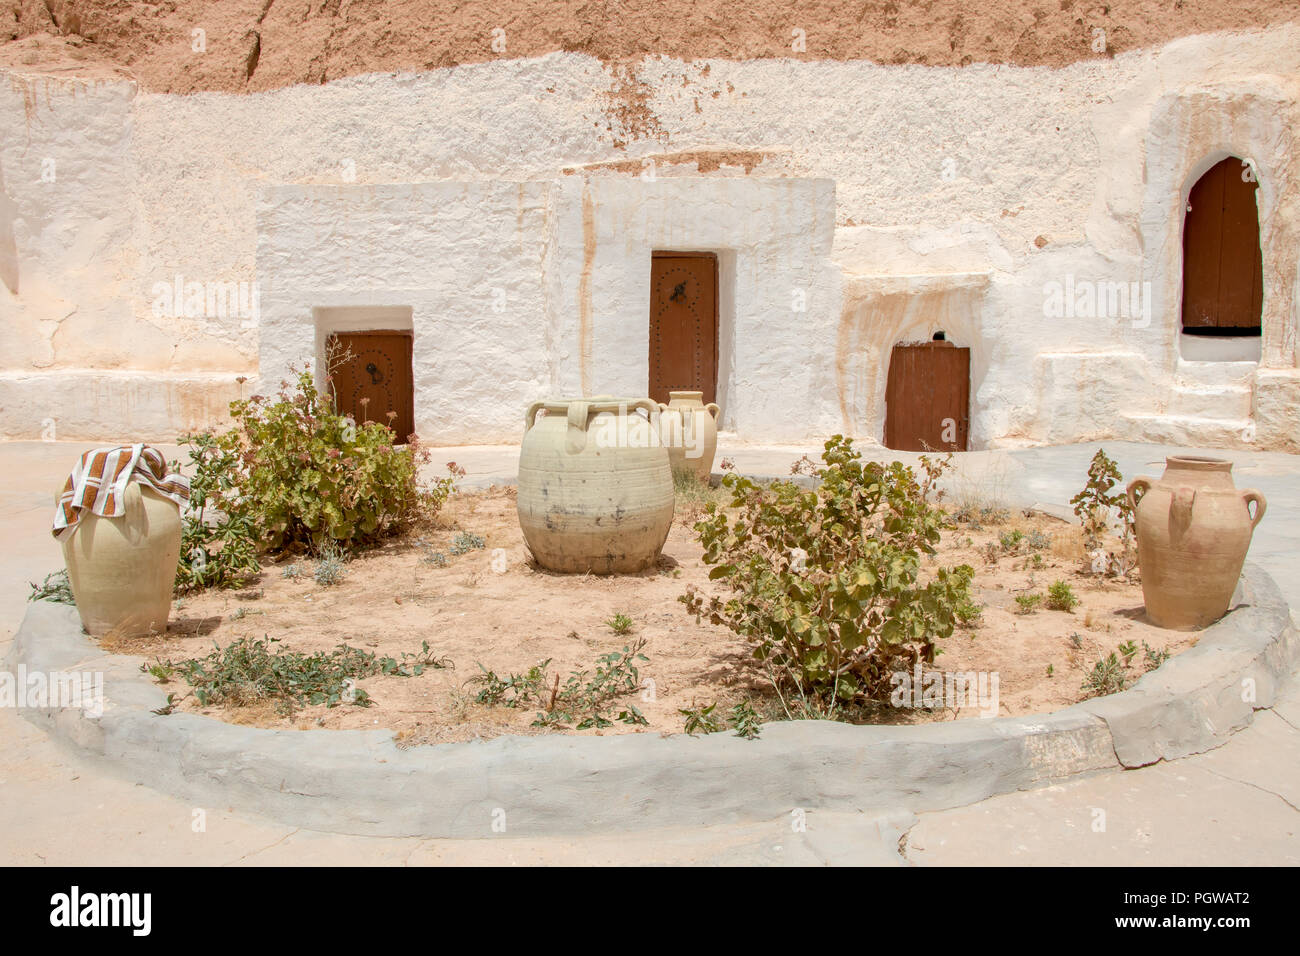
[657,391,720,481]
[517,397,674,574]
[1126,456,1266,630]
[59,482,182,637]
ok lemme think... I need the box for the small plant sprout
[999,529,1024,553]
[606,613,633,636]
[730,700,762,739]
[314,541,347,587]
[28,569,75,605]
[680,702,724,736]
[1142,641,1170,671]
[1082,651,1127,698]
[449,531,486,555]
[1014,593,1043,614]
[1045,580,1079,612]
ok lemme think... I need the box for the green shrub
[173,430,261,594]
[1045,580,1079,611]
[1014,593,1042,614]
[1081,651,1127,698]
[171,366,460,595]
[681,436,974,715]
[235,368,451,550]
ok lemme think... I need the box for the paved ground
[2,438,1297,865]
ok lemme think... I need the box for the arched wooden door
[1182,157,1263,336]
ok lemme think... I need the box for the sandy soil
[0,1,1295,93]
[112,485,1197,745]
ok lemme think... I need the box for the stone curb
[9,563,1295,838]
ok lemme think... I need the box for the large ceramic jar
[1126,456,1266,630]
[657,391,720,482]
[517,397,674,574]
[59,482,183,638]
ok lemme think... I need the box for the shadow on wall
[835,275,988,446]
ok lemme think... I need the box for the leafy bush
[235,368,451,550]
[1045,580,1079,612]
[181,368,456,565]
[606,613,633,635]
[681,436,974,715]
[999,529,1024,552]
[173,431,261,594]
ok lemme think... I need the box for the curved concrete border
[10,563,1297,838]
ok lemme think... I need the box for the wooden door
[327,331,416,443]
[883,342,970,452]
[648,252,718,405]
[1182,157,1263,335]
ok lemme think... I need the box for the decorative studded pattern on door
[327,331,416,443]
[648,252,718,406]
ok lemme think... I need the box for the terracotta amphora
[59,482,182,638]
[517,397,674,574]
[657,391,720,482]
[1126,456,1265,630]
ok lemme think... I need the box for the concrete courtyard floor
[1,439,1297,865]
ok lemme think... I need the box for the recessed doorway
[1181,156,1263,338]
[326,330,416,443]
[883,340,970,452]
[648,252,719,406]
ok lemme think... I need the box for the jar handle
[523,400,545,436]
[1241,489,1267,531]
[629,398,659,421]
[705,402,720,419]
[565,400,591,453]
[1126,476,1152,513]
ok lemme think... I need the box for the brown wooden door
[327,331,416,443]
[883,342,970,452]
[1182,157,1263,335]
[648,252,718,405]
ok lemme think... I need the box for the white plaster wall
[544,175,839,440]
[1,25,1299,448]
[257,182,551,444]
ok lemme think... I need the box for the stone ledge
[9,563,1294,838]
